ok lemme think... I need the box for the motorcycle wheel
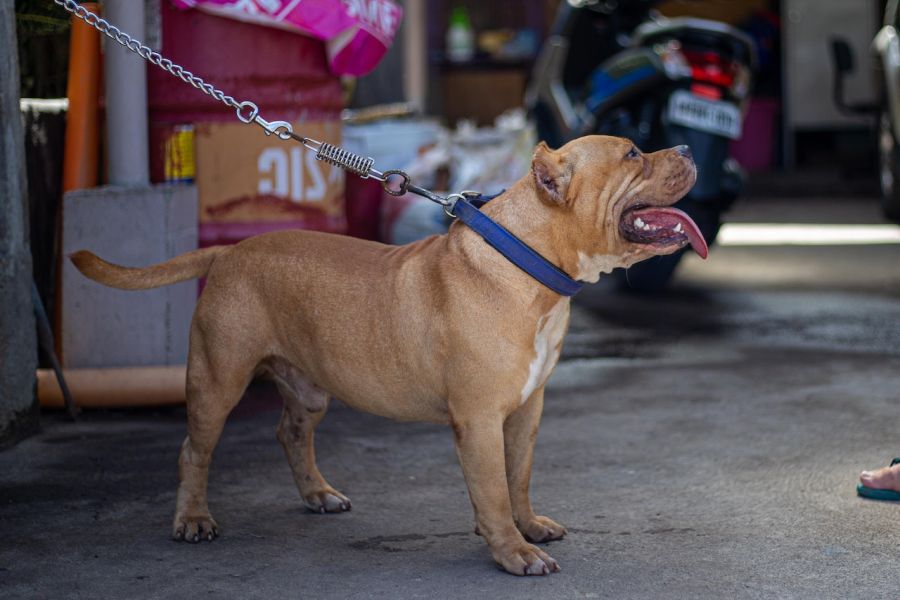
[614,199,722,293]
[878,111,900,222]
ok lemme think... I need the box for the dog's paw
[173,513,219,543]
[518,515,567,543]
[302,488,352,514]
[493,541,561,576]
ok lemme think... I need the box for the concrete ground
[3,193,900,599]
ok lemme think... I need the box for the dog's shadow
[565,275,728,361]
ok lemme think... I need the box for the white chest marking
[575,252,620,283]
[520,300,569,404]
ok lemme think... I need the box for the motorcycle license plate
[667,90,742,139]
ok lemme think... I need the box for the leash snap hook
[237,101,292,140]
[254,116,294,140]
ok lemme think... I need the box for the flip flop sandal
[857,458,900,501]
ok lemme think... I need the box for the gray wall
[0,0,39,447]
[61,185,198,368]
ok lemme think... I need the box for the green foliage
[15,0,71,98]
[15,0,71,34]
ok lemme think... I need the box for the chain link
[53,0,307,143]
[51,0,455,202]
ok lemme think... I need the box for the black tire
[878,111,900,222]
[614,199,722,293]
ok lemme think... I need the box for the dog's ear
[532,142,572,207]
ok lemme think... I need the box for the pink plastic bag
[171,0,403,76]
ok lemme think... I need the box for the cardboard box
[194,120,346,244]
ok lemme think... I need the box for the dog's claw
[494,541,560,576]
[302,489,352,514]
[524,559,549,576]
[172,513,219,543]
[519,515,567,544]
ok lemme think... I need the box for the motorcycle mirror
[830,38,854,75]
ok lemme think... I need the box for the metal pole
[0,0,39,446]
[104,0,150,186]
[402,0,426,110]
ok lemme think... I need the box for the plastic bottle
[446,6,475,63]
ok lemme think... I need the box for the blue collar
[452,194,584,297]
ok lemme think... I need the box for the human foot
[860,462,900,491]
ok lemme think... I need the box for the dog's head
[531,135,705,282]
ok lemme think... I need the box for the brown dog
[71,135,703,576]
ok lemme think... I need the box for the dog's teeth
[634,218,645,228]
[674,223,683,233]
[642,224,651,231]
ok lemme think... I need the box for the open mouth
[620,205,709,259]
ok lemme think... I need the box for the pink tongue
[633,206,709,259]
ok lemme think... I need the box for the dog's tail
[69,246,228,290]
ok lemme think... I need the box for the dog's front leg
[504,388,567,543]
[452,413,561,576]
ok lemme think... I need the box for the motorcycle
[525,0,755,291]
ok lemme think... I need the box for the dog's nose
[676,145,692,159]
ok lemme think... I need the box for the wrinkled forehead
[559,135,634,169]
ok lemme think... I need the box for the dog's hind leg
[173,322,254,543]
[270,362,351,513]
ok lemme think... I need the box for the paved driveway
[2,195,899,599]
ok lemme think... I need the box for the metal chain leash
[52,0,464,206]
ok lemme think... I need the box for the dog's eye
[625,147,639,159]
